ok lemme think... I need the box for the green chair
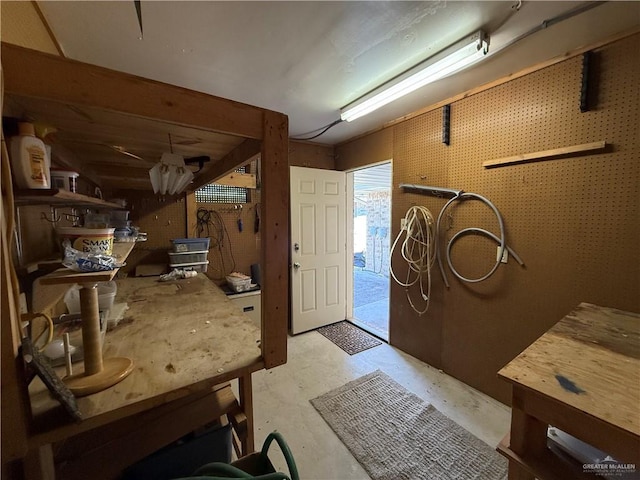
[175,432,299,480]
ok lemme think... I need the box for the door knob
[293,262,301,269]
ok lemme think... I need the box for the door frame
[345,160,392,334]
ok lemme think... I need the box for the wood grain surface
[28,274,262,445]
[499,303,640,437]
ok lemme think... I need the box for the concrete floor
[236,331,511,479]
[352,269,390,340]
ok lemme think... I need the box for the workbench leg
[23,444,55,480]
[507,461,535,480]
[238,373,254,455]
[508,388,548,480]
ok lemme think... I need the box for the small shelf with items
[38,242,136,396]
[14,188,125,209]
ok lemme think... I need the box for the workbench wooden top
[498,302,640,437]
[29,274,263,445]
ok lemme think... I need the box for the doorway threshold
[348,317,389,343]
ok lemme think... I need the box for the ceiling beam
[1,42,264,139]
[189,138,260,191]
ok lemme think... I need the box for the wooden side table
[497,303,640,479]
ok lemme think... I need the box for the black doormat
[316,321,382,355]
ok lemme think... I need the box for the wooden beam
[49,144,103,189]
[23,444,55,480]
[515,383,640,463]
[214,172,257,189]
[31,0,65,57]
[1,243,31,464]
[1,43,263,139]
[238,374,254,455]
[483,141,607,169]
[1,154,31,464]
[189,138,260,191]
[185,192,197,238]
[260,110,289,369]
[54,385,238,480]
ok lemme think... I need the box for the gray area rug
[310,370,507,480]
[316,321,382,355]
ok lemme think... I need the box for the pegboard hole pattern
[387,33,640,401]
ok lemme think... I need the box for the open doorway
[347,162,391,341]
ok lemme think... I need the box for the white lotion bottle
[10,122,50,189]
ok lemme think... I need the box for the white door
[290,166,346,334]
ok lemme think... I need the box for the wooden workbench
[27,274,263,479]
[497,302,640,479]
[1,44,289,471]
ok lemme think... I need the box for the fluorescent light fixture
[340,31,489,122]
[148,152,194,195]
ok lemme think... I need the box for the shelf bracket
[400,184,463,198]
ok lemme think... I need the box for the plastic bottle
[9,122,50,189]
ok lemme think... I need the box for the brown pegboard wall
[16,205,59,265]
[114,191,188,274]
[363,33,639,403]
[192,202,261,281]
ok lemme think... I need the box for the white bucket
[64,281,117,313]
[56,227,115,255]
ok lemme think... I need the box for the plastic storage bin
[226,275,252,293]
[64,281,117,313]
[169,261,209,273]
[172,238,210,253]
[50,169,79,192]
[121,421,231,480]
[168,251,208,264]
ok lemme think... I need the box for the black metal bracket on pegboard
[580,51,593,112]
[442,104,451,145]
[400,184,462,198]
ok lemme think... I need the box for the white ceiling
[38,1,639,146]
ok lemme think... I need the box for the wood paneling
[335,128,393,171]
[336,33,640,403]
[289,141,335,170]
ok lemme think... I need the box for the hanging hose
[436,192,524,287]
[389,206,436,315]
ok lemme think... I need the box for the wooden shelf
[39,242,135,286]
[14,188,124,209]
[483,141,607,169]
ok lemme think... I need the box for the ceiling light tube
[340,31,488,122]
[149,153,193,195]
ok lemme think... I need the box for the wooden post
[79,284,102,375]
[62,283,134,396]
[1,224,31,465]
[507,387,548,480]
[260,110,289,369]
[238,373,255,455]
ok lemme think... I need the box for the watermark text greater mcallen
[583,457,636,477]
